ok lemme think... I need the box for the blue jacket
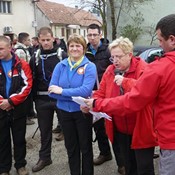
[49,56,97,112]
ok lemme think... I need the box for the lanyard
[68,56,84,71]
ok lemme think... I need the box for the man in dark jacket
[0,35,32,175]
[30,27,67,173]
[86,23,112,165]
[15,32,36,125]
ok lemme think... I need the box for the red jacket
[0,53,33,119]
[93,51,175,149]
[93,56,157,149]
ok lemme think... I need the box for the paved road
[10,116,159,175]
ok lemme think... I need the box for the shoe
[93,154,112,165]
[26,118,35,125]
[55,132,64,141]
[52,126,61,133]
[32,159,52,172]
[0,173,10,175]
[118,166,125,175]
[29,112,37,119]
[17,167,28,175]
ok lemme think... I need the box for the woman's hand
[48,85,63,94]
[84,98,94,110]
[80,106,90,113]
[114,75,124,86]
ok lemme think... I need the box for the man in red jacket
[85,14,175,175]
[0,36,32,175]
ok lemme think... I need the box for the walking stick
[32,126,39,139]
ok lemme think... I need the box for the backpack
[14,46,30,62]
[34,47,64,66]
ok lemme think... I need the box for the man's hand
[114,75,124,86]
[48,85,63,94]
[84,98,94,110]
[0,99,13,111]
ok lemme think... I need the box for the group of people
[0,13,175,175]
[84,13,175,175]
[0,23,112,175]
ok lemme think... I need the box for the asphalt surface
[10,116,159,175]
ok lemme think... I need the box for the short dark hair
[38,27,53,37]
[87,23,101,34]
[18,32,29,43]
[32,36,39,42]
[156,14,175,40]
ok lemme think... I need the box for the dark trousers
[112,131,124,168]
[135,147,155,175]
[93,118,111,156]
[117,132,138,175]
[26,92,35,117]
[35,98,59,160]
[0,115,27,173]
[60,110,93,175]
[55,111,63,131]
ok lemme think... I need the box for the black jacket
[30,46,67,100]
[0,53,32,119]
[86,38,111,90]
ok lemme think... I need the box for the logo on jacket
[8,70,12,78]
[77,67,85,74]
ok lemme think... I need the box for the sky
[47,0,79,7]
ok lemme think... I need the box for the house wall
[35,6,50,32]
[0,0,36,39]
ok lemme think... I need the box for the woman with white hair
[82,36,157,175]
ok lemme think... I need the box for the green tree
[77,0,154,41]
[120,12,144,43]
[78,0,108,39]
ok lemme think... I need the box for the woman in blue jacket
[48,34,96,175]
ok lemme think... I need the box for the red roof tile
[37,1,79,25]
[67,7,101,26]
[36,0,101,26]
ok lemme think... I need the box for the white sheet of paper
[72,96,112,122]
[72,96,87,107]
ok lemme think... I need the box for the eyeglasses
[109,54,127,63]
[87,34,99,38]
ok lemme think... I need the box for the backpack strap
[57,47,63,61]
[35,48,63,65]
[35,49,41,66]
[15,46,29,62]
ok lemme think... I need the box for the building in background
[0,0,101,42]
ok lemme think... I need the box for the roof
[67,7,101,26]
[36,0,78,25]
[36,0,101,26]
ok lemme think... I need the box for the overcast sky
[47,0,79,7]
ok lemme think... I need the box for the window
[73,29,76,33]
[84,30,86,37]
[0,1,11,14]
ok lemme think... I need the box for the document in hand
[72,96,112,123]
